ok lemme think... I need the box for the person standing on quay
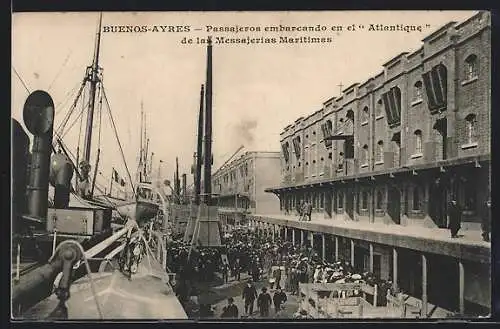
[448,199,462,238]
[482,199,491,242]
[222,260,230,283]
[257,287,272,318]
[242,280,258,316]
[273,288,287,315]
[221,297,239,319]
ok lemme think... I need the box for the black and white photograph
[11,10,491,321]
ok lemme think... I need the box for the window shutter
[422,71,438,110]
[430,67,444,108]
[320,123,327,139]
[382,91,394,124]
[391,87,401,123]
[436,64,448,105]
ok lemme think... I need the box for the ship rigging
[12,12,186,320]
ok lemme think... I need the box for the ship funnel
[23,90,55,222]
[49,152,74,208]
[12,119,30,232]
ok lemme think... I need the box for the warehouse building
[212,151,281,224]
[250,11,491,317]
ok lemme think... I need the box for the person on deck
[298,200,305,221]
[257,287,272,318]
[242,280,258,315]
[448,199,462,238]
[305,201,312,221]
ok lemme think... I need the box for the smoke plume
[233,119,258,147]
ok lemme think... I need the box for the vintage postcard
[11,10,491,321]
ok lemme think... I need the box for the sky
[11,10,477,192]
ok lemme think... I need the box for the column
[310,232,314,248]
[292,229,296,245]
[350,240,355,266]
[322,234,326,261]
[301,230,305,246]
[369,243,374,273]
[392,247,398,291]
[284,227,288,241]
[421,254,428,318]
[335,236,339,261]
[272,224,275,242]
[459,261,465,315]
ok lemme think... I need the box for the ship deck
[22,255,187,320]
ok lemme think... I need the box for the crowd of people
[165,226,401,318]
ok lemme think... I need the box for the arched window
[377,140,384,163]
[412,186,421,210]
[361,191,368,210]
[376,190,384,209]
[326,119,333,131]
[362,106,369,123]
[465,54,478,80]
[465,114,476,144]
[376,99,383,117]
[414,130,423,154]
[344,110,355,137]
[346,110,354,123]
[362,144,369,165]
[338,192,344,209]
[414,81,423,101]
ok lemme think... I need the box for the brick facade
[275,11,490,230]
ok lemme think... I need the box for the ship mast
[138,101,144,183]
[194,84,204,205]
[82,13,103,164]
[203,38,213,205]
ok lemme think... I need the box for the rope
[49,240,104,320]
[102,86,135,197]
[48,50,73,92]
[76,93,85,163]
[55,79,86,138]
[61,97,91,139]
[97,84,103,149]
[12,66,30,94]
[54,80,81,123]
